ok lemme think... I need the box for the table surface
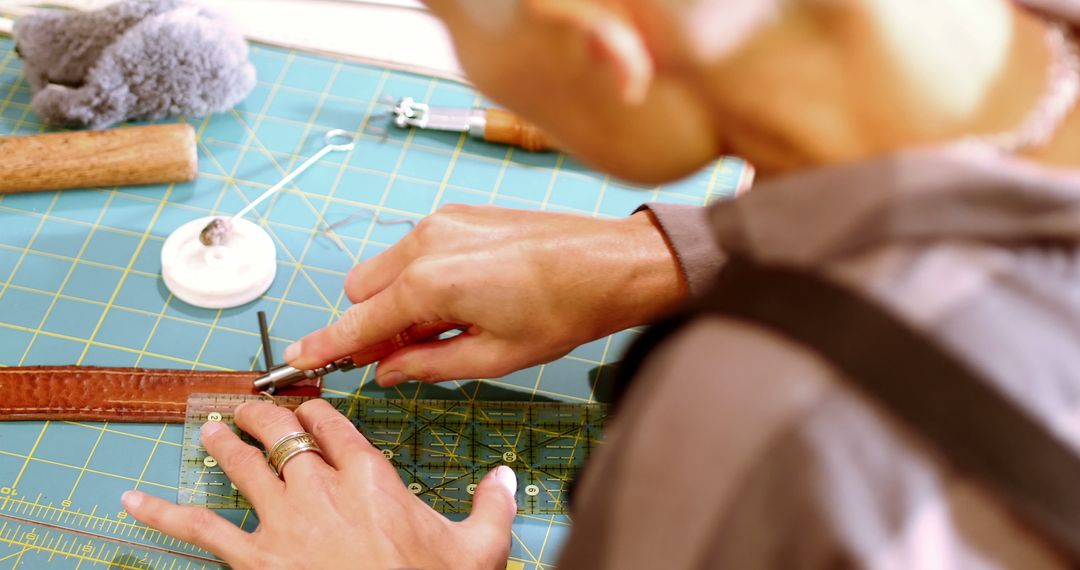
[0,36,747,569]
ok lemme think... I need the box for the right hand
[283,204,686,386]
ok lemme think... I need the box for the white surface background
[0,0,465,82]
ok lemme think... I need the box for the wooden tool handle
[0,123,198,193]
[483,108,554,152]
[349,320,461,368]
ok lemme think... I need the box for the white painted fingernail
[122,490,143,511]
[201,421,225,437]
[495,465,516,495]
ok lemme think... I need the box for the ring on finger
[268,431,323,477]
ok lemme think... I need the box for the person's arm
[282,204,696,384]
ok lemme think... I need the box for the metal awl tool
[253,357,356,394]
[250,315,460,394]
[390,97,554,152]
[252,311,355,393]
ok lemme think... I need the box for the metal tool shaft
[392,97,485,136]
[253,358,356,393]
[391,97,553,151]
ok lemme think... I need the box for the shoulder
[833,239,1080,445]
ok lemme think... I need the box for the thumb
[465,466,518,537]
[285,287,417,369]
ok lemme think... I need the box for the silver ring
[268,431,323,476]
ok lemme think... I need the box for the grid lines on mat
[0,37,746,569]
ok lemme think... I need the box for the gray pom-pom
[13,0,255,128]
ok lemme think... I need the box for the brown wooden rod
[0,123,198,193]
[483,108,555,152]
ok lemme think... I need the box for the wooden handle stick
[0,123,198,193]
[482,108,554,152]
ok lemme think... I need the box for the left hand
[121,399,517,570]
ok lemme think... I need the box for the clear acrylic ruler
[179,394,606,514]
[0,490,223,569]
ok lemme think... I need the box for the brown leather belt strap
[0,366,321,423]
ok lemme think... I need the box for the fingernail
[376,370,406,386]
[283,342,301,362]
[494,465,517,495]
[201,420,225,437]
[122,490,143,511]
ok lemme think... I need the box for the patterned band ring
[267,431,323,476]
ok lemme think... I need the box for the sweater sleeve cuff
[636,203,726,297]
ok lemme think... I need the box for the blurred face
[424,0,723,184]
[424,0,907,180]
[425,0,1030,179]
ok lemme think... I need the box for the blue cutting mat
[0,36,747,569]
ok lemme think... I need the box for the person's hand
[121,399,517,570]
[283,204,686,385]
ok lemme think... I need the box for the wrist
[603,210,687,331]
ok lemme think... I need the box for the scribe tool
[390,96,555,152]
[160,129,355,309]
[198,129,356,246]
[253,320,459,393]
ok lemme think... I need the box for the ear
[528,0,654,105]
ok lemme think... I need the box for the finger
[200,420,283,506]
[293,399,378,469]
[344,240,414,304]
[345,205,472,304]
[233,401,330,482]
[374,333,517,385]
[462,466,517,543]
[534,0,652,105]
[123,490,253,562]
[284,284,420,370]
[348,320,462,369]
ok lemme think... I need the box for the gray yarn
[13,0,256,128]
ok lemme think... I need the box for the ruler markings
[180,394,606,515]
[0,500,221,568]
